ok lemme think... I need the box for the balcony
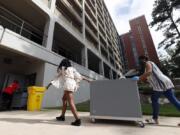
[56,0,83,33]
[52,23,83,65]
[108,47,113,56]
[103,62,111,79]
[110,56,115,66]
[66,0,83,16]
[96,0,102,10]
[99,32,106,46]
[98,24,106,39]
[88,49,101,74]
[85,28,98,50]
[0,3,47,46]
[112,70,117,79]
[97,15,105,29]
[101,46,108,60]
[85,24,98,42]
[100,35,107,49]
[85,0,96,14]
[97,8,104,23]
[85,3,97,25]
[85,14,98,36]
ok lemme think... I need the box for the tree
[160,47,180,77]
[150,0,180,56]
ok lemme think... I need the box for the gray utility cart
[90,79,145,127]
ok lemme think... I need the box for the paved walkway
[0,110,179,135]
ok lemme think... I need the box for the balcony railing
[0,7,45,45]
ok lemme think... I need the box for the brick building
[120,15,160,71]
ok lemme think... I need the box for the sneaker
[145,118,159,124]
[56,115,65,121]
[71,119,81,126]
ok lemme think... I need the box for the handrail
[0,6,49,44]
[0,6,43,34]
[0,15,43,40]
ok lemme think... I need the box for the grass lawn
[142,104,180,117]
[76,101,180,117]
[46,101,180,117]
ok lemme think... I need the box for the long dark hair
[58,59,72,70]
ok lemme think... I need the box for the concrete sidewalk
[0,110,179,135]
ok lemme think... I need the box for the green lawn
[45,101,180,117]
[76,101,90,112]
[142,104,180,117]
[76,101,180,117]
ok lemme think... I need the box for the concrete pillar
[81,47,88,68]
[43,18,55,50]
[107,47,110,62]
[99,60,104,76]
[95,0,98,27]
[110,69,113,79]
[50,0,56,12]
[95,0,100,52]
[113,53,116,68]
[82,0,86,40]
[82,0,88,69]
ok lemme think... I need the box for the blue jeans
[151,89,180,119]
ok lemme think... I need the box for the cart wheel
[137,121,145,128]
[91,118,96,123]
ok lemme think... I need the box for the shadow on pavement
[145,123,179,128]
[1,114,178,128]
[0,115,144,128]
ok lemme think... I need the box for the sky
[104,0,165,56]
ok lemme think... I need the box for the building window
[137,25,149,57]
[130,35,139,66]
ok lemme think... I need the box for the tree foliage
[150,0,180,55]
[160,47,180,77]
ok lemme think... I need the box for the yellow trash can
[27,86,46,111]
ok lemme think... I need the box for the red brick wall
[129,15,160,65]
[121,33,136,70]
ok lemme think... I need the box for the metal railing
[0,6,45,45]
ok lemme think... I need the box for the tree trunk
[169,14,180,38]
[164,0,180,38]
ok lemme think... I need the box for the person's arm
[82,76,92,83]
[46,82,52,90]
[139,62,152,81]
[12,83,20,93]
[16,84,20,90]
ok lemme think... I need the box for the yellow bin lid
[28,86,46,94]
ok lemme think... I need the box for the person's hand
[87,79,92,83]
[84,77,93,83]
[131,76,139,81]
[139,75,147,82]
[46,83,52,90]
[86,79,91,83]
